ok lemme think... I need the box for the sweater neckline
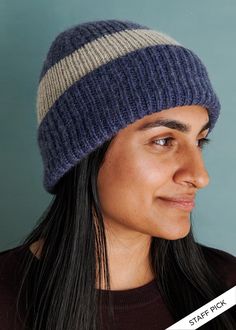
[24,244,161,308]
[96,278,160,307]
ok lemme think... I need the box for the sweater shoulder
[198,243,236,289]
[0,245,30,329]
[0,245,29,288]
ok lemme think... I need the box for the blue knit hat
[36,19,221,194]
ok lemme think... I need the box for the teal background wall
[0,0,235,254]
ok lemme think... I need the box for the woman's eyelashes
[197,137,211,149]
[151,137,211,150]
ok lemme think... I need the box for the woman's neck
[95,227,155,290]
[29,233,155,291]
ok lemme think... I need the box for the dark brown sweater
[0,243,235,330]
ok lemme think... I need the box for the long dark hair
[16,136,236,329]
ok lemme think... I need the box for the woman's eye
[152,137,211,149]
[197,137,211,150]
[152,137,175,147]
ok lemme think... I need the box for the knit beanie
[36,19,221,194]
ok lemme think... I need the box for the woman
[0,19,235,330]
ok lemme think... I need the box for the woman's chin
[152,218,191,240]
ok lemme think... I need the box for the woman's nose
[173,146,210,189]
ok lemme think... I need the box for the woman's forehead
[123,105,209,133]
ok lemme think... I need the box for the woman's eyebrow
[136,119,210,134]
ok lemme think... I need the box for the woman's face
[97,105,210,240]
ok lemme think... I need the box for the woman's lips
[158,197,195,211]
